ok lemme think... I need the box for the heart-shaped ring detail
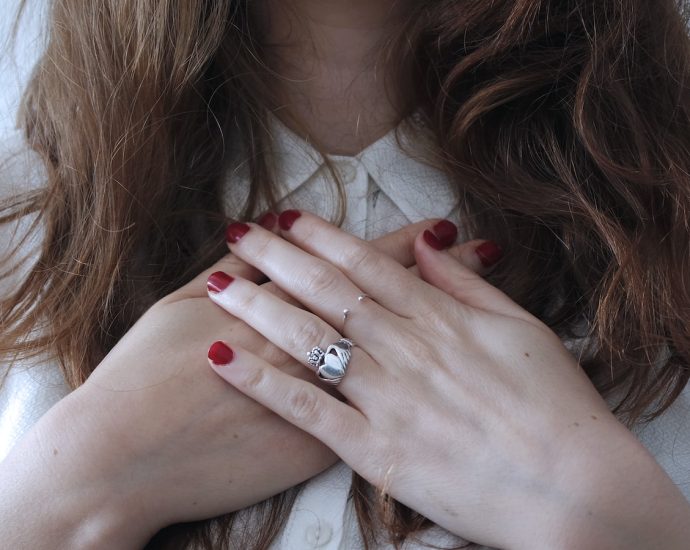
[316,338,354,386]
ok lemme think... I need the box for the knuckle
[284,317,327,354]
[239,366,266,392]
[262,281,281,295]
[415,304,458,338]
[300,262,341,295]
[263,282,299,305]
[232,287,259,312]
[299,221,320,244]
[387,329,437,371]
[287,386,322,423]
[259,341,291,366]
[337,244,378,274]
[250,234,273,264]
[401,334,431,364]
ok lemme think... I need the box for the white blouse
[1,116,689,549]
[222,116,690,549]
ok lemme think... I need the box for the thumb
[369,219,442,267]
[414,231,532,322]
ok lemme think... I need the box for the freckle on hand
[591,415,598,420]
[524,352,530,357]
[52,448,58,456]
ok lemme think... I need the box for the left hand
[205,211,682,550]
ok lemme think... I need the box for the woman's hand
[208,211,690,550]
[1,248,323,549]
[0,216,492,550]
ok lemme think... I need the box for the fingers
[407,238,497,278]
[270,210,436,317]
[368,219,443,267]
[207,272,382,400]
[224,220,401,338]
[208,341,369,455]
[413,233,537,323]
[262,281,298,303]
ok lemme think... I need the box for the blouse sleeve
[630,382,690,503]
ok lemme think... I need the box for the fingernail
[432,220,458,248]
[207,271,234,293]
[208,341,234,365]
[475,241,503,267]
[423,229,445,251]
[226,222,250,243]
[278,209,301,230]
[257,212,277,230]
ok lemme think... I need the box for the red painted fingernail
[278,209,301,230]
[432,220,458,248]
[423,229,445,250]
[207,271,234,293]
[226,222,250,243]
[475,241,503,267]
[208,341,234,365]
[257,212,277,230]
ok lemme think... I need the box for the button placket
[276,462,352,550]
[304,519,334,547]
[334,158,368,238]
[334,159,358,185]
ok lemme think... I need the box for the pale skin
[0,2,412,545]
[1,1,689,549]
[210,212,690,549]
[258,0,413,154]
[0,222,491,548]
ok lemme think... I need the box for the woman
[1,0,690,548]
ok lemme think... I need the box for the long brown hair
[2,0,690,548]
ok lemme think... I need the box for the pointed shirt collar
[224,113,459,224]
[266,114,459,223]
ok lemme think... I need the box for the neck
[256,0,413,156]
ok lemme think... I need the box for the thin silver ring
[342,295,370,329]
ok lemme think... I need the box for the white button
[335,160,357,185]
[304,520,333,547]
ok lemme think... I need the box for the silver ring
[308,338,354,386]
[307,346,325,372]
[342,295,369,329]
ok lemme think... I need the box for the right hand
[0,218,492,548]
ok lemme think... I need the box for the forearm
[0,395,155,549]
[519,423,690,550]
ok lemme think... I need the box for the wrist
[514,420,690,550]
[0,391,159,548]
